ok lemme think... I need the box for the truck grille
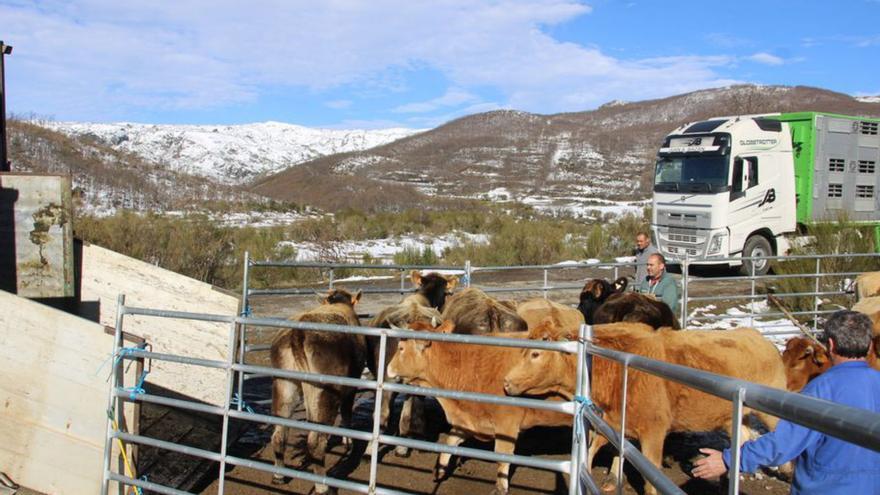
[668,233,698,243]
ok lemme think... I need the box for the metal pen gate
[102,251,880,495]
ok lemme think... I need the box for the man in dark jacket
[692,310,880,494]
[633,232,658,285]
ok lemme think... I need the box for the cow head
[387,319,454,384]
[504,317,573,397]
[321,288,362,306]
[781,337,831,391]
[578,277,628,324]
[411,270,459,310]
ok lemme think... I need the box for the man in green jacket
[638,253,681,315]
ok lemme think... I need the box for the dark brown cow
[781,337,831,391]
[593,292,681,329]
[369,271,456,454]
[577,277,628,325]
[387,320,570,494]
[441,287,527,334]
[270,289,366,494]
[503,319,786,495]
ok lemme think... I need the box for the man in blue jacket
[692,310,880,494]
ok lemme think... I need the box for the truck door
[728,156,767,252]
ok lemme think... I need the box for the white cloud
[2,1,741,121]
[326,99,353,109]
[748,52,785,66]
[392,88,480,113]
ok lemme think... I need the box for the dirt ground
[169,266,801,495]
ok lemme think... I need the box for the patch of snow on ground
[282,232,490,264]
[688,301,802,349]
[333,275,394,283]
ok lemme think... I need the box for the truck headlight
[707,233,726,255]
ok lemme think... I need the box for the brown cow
[593,292,681,329]
[503,320,786,495]
[441,287,528,334]
[515,298,585,334]
[853,296,880,333]
[387,320,570,494]
[369,271,456,454]
[857,271,880,301]
[781,337,832,391]
[270,289,366,494]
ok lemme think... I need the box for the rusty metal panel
[0,173,74,297]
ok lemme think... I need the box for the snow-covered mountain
[40,121,424,185]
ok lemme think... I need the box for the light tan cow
[270,289,366,494]
[369,271,456,454]
[515,298,585,334]
[441,287,528,334]
[387,320,570,494]
[853,296,880,333]
[857,272,880,301]
[503,319,786,495]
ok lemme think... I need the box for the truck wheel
[741,235,773,276]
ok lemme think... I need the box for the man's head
[824,310,873,359]
[636,232,651,251]
[646,253,666,280]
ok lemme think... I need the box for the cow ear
[410,270,423,287]
[316,290,327,304]
[352,290,362,306]
[613,277,628,293]
[437,320,455,333]
[414,339,432,351]
[431,315,441,328]
[446,275,459,292]
[591,282,604,300]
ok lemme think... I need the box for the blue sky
[2,0,878,129]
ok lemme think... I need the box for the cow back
[441,288,527,334]
[593,292,680,329]
[516,298,584,336]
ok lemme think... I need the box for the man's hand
[691,448,728,479]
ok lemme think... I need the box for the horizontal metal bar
[580,406,685,495]
[125,349,228,370]
[473,262,631,272]
[684,271,864,283]
[224,455,411,495]
[688,290,849,302]
[688,308,839,321]
[235,363,374,389]
[249,286,415,296]
[244,343,271,353]
[121,305,234,323]
[115,390,226,416]
[237,317,578,353]
[473,285,581,294]
[114,431,222,462]
[228,409,374,442]
[384,382,573,414]
[585,344,880,453]
[376,433,570,473]
[108,472,194,495]
[250,260,463,271]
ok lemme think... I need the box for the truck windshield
[653,155,730,193]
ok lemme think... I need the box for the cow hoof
[600,478,618,493]
[271,474,287,485]
[489,487,509,495]
[311,483,336,495]
[394,445,411,458]
[433,464,449,482]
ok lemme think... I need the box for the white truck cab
[652,114,796,275]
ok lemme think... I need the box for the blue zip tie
[124,369,149,400]
[240,305,252,317]
[97,343,147,379]
[231,393,255,414]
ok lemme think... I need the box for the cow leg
[434,429,466,482]
[270,377,299,484]
[637,432,665,495]
[395,395,426,457]
[339,388,355,451]
[303,384,341,495]
[587,434,609,469]
[492,433,519,495]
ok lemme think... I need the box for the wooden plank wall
[0,290,137,495]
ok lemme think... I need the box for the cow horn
[431,316,441,328]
